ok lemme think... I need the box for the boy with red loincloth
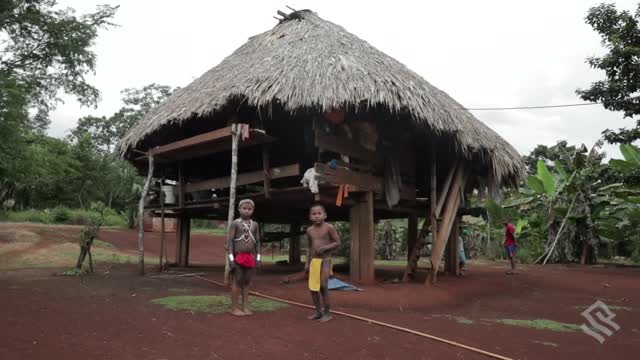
[504,218,517,275]
[305,204,341,322]
[227,199,261,316]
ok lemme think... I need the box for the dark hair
[309,203,326,212]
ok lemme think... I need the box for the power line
[461,102,603,111]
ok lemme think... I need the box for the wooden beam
[143,127,276,162]
[444,216,461,275]
[178,216,191,267]
[185,164,300,193]
[436,161,458,218]
[315,131,376,162]
[315,163,382,192]
[428,166,468,284]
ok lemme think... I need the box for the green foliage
[537,161,556,197]
[577,3,640,143]
[495,319,582,332]
[3,207,126,227]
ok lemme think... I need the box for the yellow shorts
[308,258,323,292]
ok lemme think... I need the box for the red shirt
[504,223,516,246]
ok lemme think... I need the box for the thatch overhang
[118,9,525,186]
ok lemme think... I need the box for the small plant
[61,268,85,276]
[52,206,71,223]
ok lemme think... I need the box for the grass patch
[531,340,559,347]
[151,295,286,314]
[0,242,156,270]
[92,239,113,248]
[433,315,474,324]
[192,227,227,236]
[495,319,582,332]
[2,208,127,227]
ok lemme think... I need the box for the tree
[0,1,117,202]
[70,84,174,153]
[577,3,640,144]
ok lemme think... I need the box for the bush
[4,209,53,223]
[52,206,71,223]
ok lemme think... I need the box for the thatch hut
[119,9,525,284]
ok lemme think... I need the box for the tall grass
[0,207,127,227]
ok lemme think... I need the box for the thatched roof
[118,9,525,184]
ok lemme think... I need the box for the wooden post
[349,201,361,283]
[262,144,271,199]
[444,216,460,275]
[137,154,154,276]
[349,191,375,284]
[159,176,165,271]
[224,123,241,286]
[428,166,468,285]
[428,149,438,283]
[175,216,183,265]
[177,161,185,209]
[407,215,418,263]
[288,222,301,265]
[179,217,191,267]
[360,191,375,284]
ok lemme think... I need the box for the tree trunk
[137,154,154,276]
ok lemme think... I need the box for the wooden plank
[436,161,458,218]
[349,204,361,283]
[262,145,271,199]
[315,131,376,163]
[429,166,468,284]
[150,127,233,156]
[315,163,382,192]
[179,216,191,267]
[185,164,300,193]
[175,216,183,264]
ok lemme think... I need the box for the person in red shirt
[504,218,517,274]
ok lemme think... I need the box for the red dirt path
[1,225,639,359]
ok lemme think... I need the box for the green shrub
[52,206,71,223]
[4,209,53,223]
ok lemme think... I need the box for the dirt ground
[1,223,639,359]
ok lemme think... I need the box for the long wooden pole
[189,274,513,360]
[138,154,154,276]
[224,123,240,285]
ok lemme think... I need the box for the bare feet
[231,309,245,316]
[307,312,322,320]
[318,313,333,322]
[506,270,518,275]
[243,309,254,316]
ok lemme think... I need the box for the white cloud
[49,0,639,159]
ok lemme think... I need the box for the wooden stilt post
[444,216,460,275]
[288,222,301,265]
[137,154,154,276]
[407,215,418,263]
[159,175,165,271]
[179,217,191,267]
[427,149,438,284]
[175,217,182,265]
[224,122,241,286]
[360,191,375,284]
[349,201,361,283]
[428,166,468,285]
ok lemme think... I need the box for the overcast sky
[50,0,640,158]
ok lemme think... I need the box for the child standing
[305,204,341,322]
[227,199,261,316]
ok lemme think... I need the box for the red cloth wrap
[235,253,256,269]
